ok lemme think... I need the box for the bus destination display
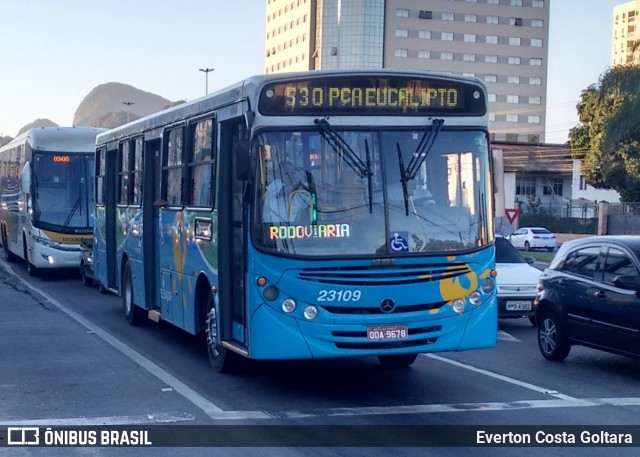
[259,76,486,116]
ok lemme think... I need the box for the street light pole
[199,67,215,95]
[122,101,134,123]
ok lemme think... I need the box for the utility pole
[122,101,134,123]
[199,67,215,95]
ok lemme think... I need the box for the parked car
[509,227,556,252]
[495,236,541,325]
[534,236,640,362]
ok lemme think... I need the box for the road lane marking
[0,412,195,427]
[0,262,272,421]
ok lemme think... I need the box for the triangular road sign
[505,208,520,224]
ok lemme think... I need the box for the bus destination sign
[259,76,486,116]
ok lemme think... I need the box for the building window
[395,48,408,57]
[530,58,543,66]
[442,12,454,21]
[510,17,523,26]
[487,0,499,4]
[486,55,498,63]
[486,35,498,44]
[532,0,544,7]
[508,56,521,64]
[507,95,519,103]
[395,29,408,38]
[508,76,520,84]
[532,19,544,27]
[506,133,519,142]
[487,15,498,24]
[530,77,542,85]
[484,74,497,83]
[543,178,563,196]
[528,135,540,143]
[516,178,536,196]
[418,30,431,39]
[529,96,541,104]
[528,115,541,124]
[463,53,476,62]
[507,114,518,123]
[488,93,497,102]
[464,34,476,42]
[579,175,587,190]
[531,38,543,47]
[419,10,433,19]
[396,8,409,18]
[418,50,431,59]
[441,32,453,41]
[440,52,453,60]
[509,37,521,46]
[510,0,522,5]
[465,14,477,22]
[489,113,496,121]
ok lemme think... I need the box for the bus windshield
[254,128,492,257]
[32,152,94,229]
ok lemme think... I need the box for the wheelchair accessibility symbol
[390,232,409,252]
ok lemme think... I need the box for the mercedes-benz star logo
[380,298,396,313]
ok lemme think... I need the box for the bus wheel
[2,232,16,262]
[122,262,144,325]
[23,238,39,277]
[205,293,238,373]
[81,262,93,287]
[377,353,418,368]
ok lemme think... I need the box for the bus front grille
[321,302,445,315]
[297,263,471,286]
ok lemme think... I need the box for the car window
[558,246,600,279]
[602,247,639,286]
[531,228,551,235]
[495,237,526,264]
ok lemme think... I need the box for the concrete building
[265,0,550,143]
[612,0,640,66]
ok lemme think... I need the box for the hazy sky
[0,0,626,143]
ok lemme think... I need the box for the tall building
[265,0,550,143]
[612,0,640,66]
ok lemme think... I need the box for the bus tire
[23,237,39,277]
[377,353,418,368]
[205,293,239,373]
[122,262,144,325]
[2,231,17,262]
[81,262,93,287]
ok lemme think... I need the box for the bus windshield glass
[33,152,94,229]
[254,128,492,257]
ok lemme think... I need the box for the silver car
[509,227,556,252]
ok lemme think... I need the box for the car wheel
[524,241,531,252]
[538,312,571,361]
[206,293,240,373]
[122,262,144,325]
[377,353,418,368]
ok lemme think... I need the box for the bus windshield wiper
[397,119,444,215]
[63,196,81,228]
[315,118,374,213]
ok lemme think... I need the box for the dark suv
[535,236,640,361]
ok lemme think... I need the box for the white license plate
[506,300,532,311]
[367,325,408,341]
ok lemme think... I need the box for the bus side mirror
[235,139,250,180]
[21,162,31,195]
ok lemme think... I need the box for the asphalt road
[1,258,639,456]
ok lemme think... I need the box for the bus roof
[0,126,106,154]
[96,68,487,145]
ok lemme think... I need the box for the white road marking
[0,413,195,427]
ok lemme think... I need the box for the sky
[0,0,627,143]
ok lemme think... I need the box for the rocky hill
[17,118,59,135]
[73,82,172,128]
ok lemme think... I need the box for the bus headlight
[262,286,278,301]
[468,291,482,306]
[451,299,465,315]
[303,305,318,320]
[281,298,296,313]
[481,277,495,293]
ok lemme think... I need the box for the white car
[495,236,542,325]
[509,227,556,252]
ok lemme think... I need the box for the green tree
[569,64,640,201]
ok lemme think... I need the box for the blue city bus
[0,127,104,275]
[93,69,497,372]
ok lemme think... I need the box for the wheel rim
[539,318,557,355]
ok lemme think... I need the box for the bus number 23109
[317,290,362,302]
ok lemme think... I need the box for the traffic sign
[505,208,520,224]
